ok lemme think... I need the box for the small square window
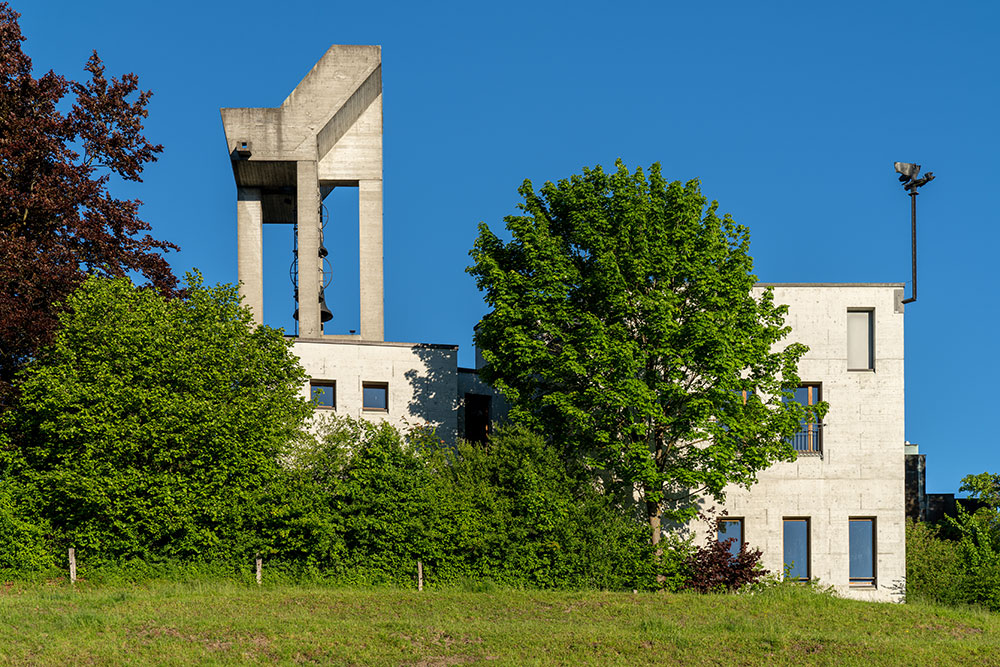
[362,382,388,412]
[847,309,874,371]
[849,518,876,586]
[717,518,744,557]
[310,381,335,409]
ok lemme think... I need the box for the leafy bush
[420,424,658,590]
[905,517,975,607]
[946,506,1000,611]
[335,420,431,582]
[682,514,768,593]
[0,480,54,573]
[4,274,311,565]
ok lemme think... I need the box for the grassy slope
[1,582,999,665]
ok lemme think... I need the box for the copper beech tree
[0,3,177,399]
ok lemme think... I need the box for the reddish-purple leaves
[0,3,178,400]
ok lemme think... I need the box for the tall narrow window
[849,518,876,586]
[783,518,810,581]
[310,381,336,409]
[362,382,388,412]
[717,518,744,557]
[786,384,822,453]
[847,309,874,371]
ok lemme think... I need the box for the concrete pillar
[297,161,322,338]
[359,179,384,341]
[236,187,263,325]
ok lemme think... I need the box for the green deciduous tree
[468,160,821,547]
[2,273,310,563]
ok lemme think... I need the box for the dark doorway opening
[465,393,491,443]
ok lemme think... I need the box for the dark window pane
[718,519,743,557]
[363,384,387,410]
[850,519,874,582]
[783,519,809,580]
[311,382,334,408]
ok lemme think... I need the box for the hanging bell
[292,291,333,323]
[318,243,329,258]
[319,289,333,322]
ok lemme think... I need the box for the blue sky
[15,1,997,494]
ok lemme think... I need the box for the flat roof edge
[755,282,906,288]
[288,337,458,351]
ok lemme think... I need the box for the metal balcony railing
[788,422,823,454]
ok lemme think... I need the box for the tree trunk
[646,488,665,584]
[648,499,661,546]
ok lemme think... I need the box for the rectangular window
[847,309,874,371]
[786,384,822,453]
[849,518,876,586]
[783,518,810,581]
[717,518,744,557]
[310,381,335,409]
[362,382,388,412]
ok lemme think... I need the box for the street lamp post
[893,162,935,305]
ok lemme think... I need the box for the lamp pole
[905,186,918,305]
[893,162,934,305]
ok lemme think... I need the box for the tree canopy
[2,274,310,561]
[0,3,176,399]
[468,160,821,543]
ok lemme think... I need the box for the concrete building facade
[705,284,907,601]
[222,46,908,601]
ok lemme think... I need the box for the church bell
[292,290,334,323]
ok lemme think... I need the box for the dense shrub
[682,515,768,593]
[420,424,658,589]
[0,480,54,573]
[904,514,1000,610]
[280,419,661,589]
[3,274,310,565]
[946,506,1000,611]
[904,518,965,606]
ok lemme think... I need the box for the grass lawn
[1,580,999,665]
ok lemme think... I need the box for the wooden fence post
[68,548,77,585]
[255,554,262,586]
[417,560,423,591]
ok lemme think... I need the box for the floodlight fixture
[893,161,935,305]
[894,161,920,181]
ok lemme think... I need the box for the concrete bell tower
[222,45,384,341]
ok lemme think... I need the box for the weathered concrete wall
[293,338,459,443]
[698,283,906,602]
